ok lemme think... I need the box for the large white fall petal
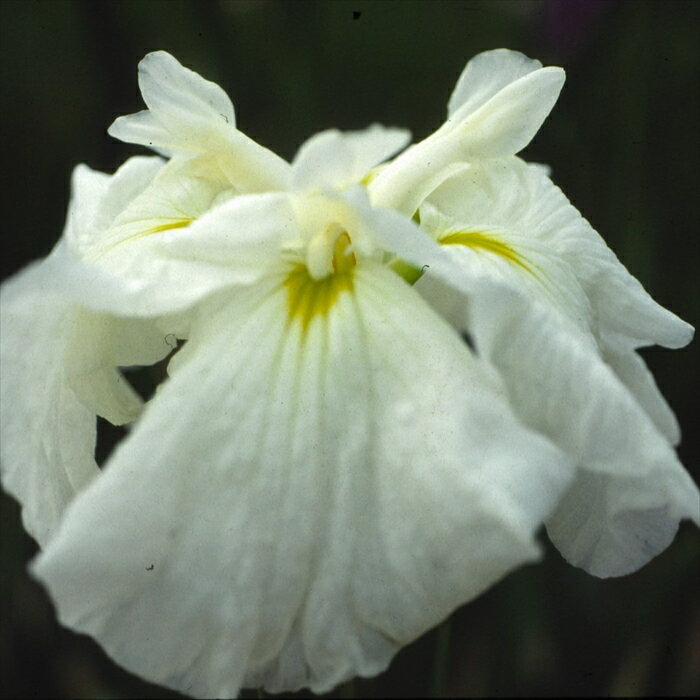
[0,259,97,546]
[0,252,169,546]
[422,157,693,350]
[413,158,698,576]
[33,263,572,697]
[471,282,699,576]
[0,157,177,544]
[418,157,693,445]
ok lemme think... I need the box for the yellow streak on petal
[440,231,532,274]
[286,265,354,333]
[287,231,356,332]
[97,218,195,259]
[143,218,193,236]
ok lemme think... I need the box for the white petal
[109,51,235,151]
[337,185,456,272]
[139,51,234,126]
[447,49,543,119]
[160,191,297,265]
[34,263,571,697]
[107,110,176,157]
[1,260,98,546]
[57,166,296,319]
[109,52,291,193]
[64,310,174,426]
[443,65,565,156]
[62,164,112,246]
[0,254,175,544]
[91,191,294,315]
[517,161,693,350]
[66,157,165,258]
[292,126,410,192]
[80,158,233,259]
[420,271,699,577]
[371,64,564,214]
[575,249,693,350]
[425,157,693,349]
[547,469,696,578]
[217,129,292,193]
[420,160,596,332]
[599,336,681,446]
[90,156,167,235]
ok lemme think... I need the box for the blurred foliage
[1,0,699,697]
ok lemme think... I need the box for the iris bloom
[1,50,697,697]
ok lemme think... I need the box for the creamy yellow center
[286,231,356,330]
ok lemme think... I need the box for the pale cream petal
[109,52,291,193]
[107,110,176,157]
[66,157,165,258]
[546,466,697,578]
[442,66,565,157]
[0,260,97,546]
[159,192,297,266]
[371,67,564,214]
[599,336,681,446]
[518,160,693,349]
[0,250,176,544]
[34,263,571,697]
[419,271,699,577]
[90,156,167,235]
[216,129,292,193]
[447,49,543,119]
[416,156,696,568]
[109,51,235,153]
[62,164,112,248]
[88,192,295,316]
[419,197,593,338]
[64,310,173,426]
[424,157,693,349]
[81,158,234,260]
[291,126,410,192]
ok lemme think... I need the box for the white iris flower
[0,50,696,698]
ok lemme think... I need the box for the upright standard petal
[34,263,572,697]
[109,52,291,193]
[370,53,565,215]
[447,48,543,119]
[291,126,410,192]
[109,51,235,151]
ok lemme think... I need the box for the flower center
[305,224,357,280]
[286,227,356,331]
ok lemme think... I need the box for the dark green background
[1,0,698,697]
